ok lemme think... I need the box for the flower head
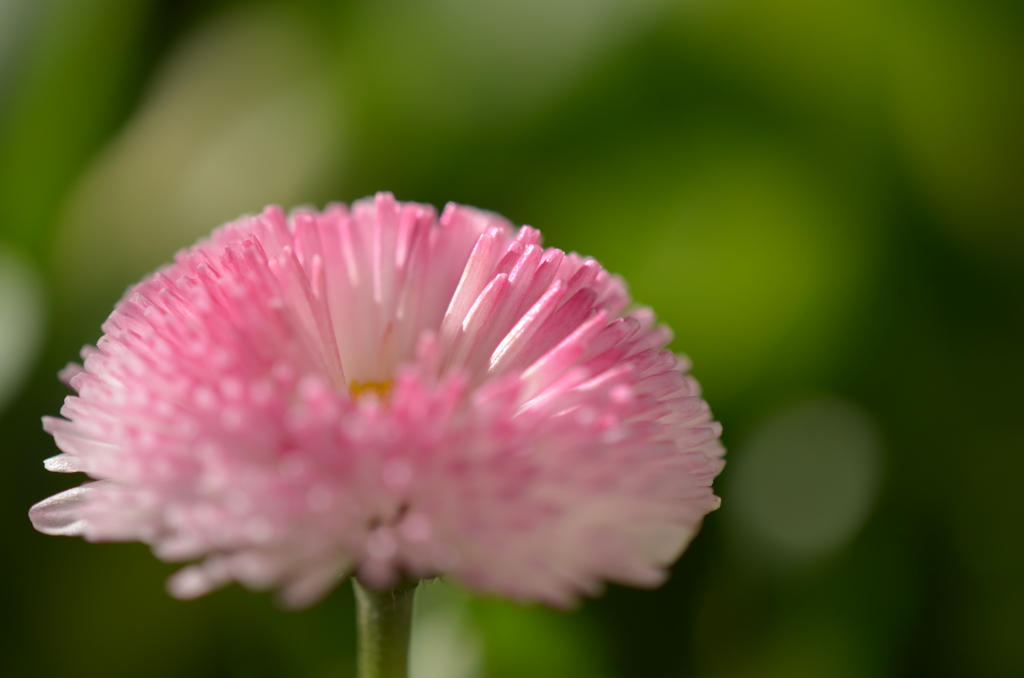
[30,193,724,607]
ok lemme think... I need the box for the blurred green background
[1,0,1021,676]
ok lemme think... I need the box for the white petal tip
[29,486,91,536]
[167,565,229,600]
[43,454,82,473]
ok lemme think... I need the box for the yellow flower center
[349,380,393,400]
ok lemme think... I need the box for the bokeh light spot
[411,582,484,678]
[728,396,881,563]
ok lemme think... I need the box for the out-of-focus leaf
[0,0,151,259]
[0,242,46,413]
[51,4,344,308]
[469,597,611,678]
[345,0,667,138]
[888,0,1024,254]
[669,0,885,121]
[528,125,877,397]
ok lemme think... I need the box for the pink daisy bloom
[30,192,724,608]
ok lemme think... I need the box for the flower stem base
[354,578,418,678]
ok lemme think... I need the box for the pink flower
[30,193,724,607]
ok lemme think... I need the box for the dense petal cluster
[30,193,724,607]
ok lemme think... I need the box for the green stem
[353,578,418,678]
